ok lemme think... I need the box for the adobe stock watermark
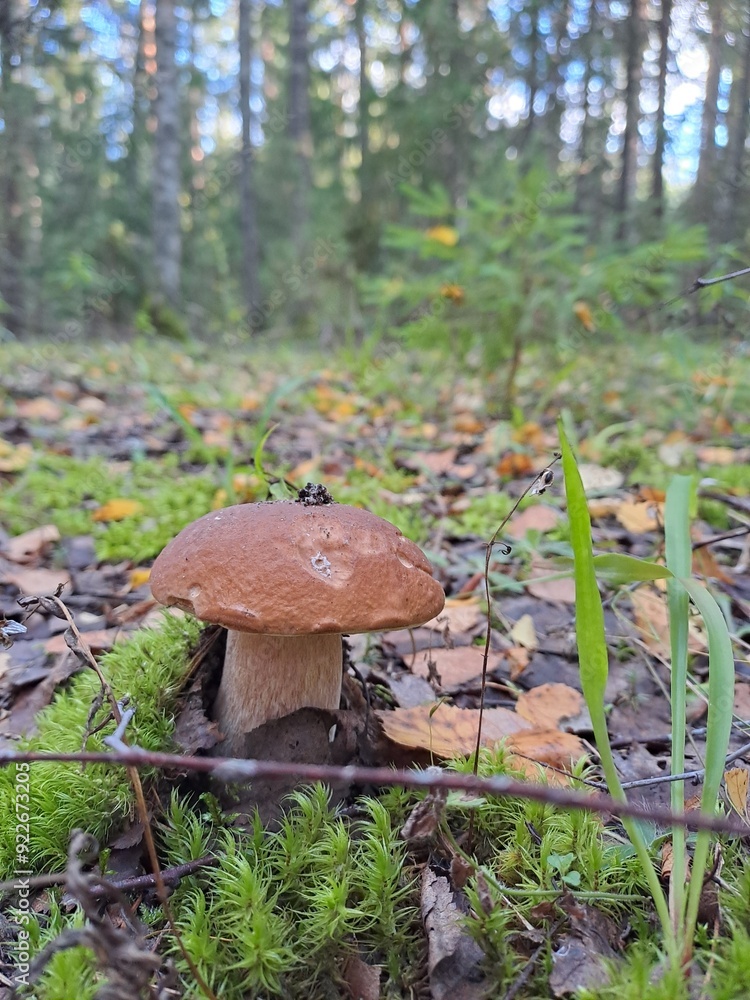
[384,92,485,190]
[246,236,341,330]
[11,761,32,990]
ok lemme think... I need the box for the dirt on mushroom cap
[149,500,445,635]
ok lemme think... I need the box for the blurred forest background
[0,0,748,354]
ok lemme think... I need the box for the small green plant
[560,423,735,972]
[0,613,201,878]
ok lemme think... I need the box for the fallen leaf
[440,284,465,304]
[421,868,486,1000]
[526,556,576,604]
[577,464,624,494]
[496,452,533,478]
[15,397,63,421]
[3,525,60,563]
[515,684,585,731]
[505,645,531,680]
[129,567,152,589]
[342,954,381,1000]
[43,629,122,655]
[661,841,674,879]
[453,413,483,434]
[510,614,538,651]
[1,564,72,597]
[412,646,502,688]
[0,440,33,472]
[549,900,619,996]
[631,586,706,659]
[92,499,144,522]
[697,446,747,466]
[724,767,749,822]
[423,597,483,636]
[506,504,561,539]
[615,497,663,534]
[377,703,533,759]
[573,300,595,331]
[505,730,587,778]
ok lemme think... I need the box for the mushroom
[149,487,445,756]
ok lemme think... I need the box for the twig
[689,266,750,292]
[2,744,750,837]
[620,740,750,790]
[0,854,218,896]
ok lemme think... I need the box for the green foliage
[0,452,217,562]
[0,613,201,878]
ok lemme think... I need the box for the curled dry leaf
[3,525,60,563]
[377,703,533,759]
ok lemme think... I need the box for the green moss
[0,613,201,877]
[0,453,217,561]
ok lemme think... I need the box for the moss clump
[0,453,217,561]
[0,613,201,878]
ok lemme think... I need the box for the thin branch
[690,266,750,292]
[1,744,749,838]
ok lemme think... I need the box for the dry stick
[47,595,218,1000]
[0,855,218,897]
[3,745,750,838]
[473,460,560,777]
[620,740,750,791]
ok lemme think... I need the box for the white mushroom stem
[213,631,343,756]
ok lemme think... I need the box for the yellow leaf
[425,225,459,247]
[0,440,32,472]
[725,767,749,821]
[92,499,144,522]
[510,614,538,651]
[440,283,465,303]
[130,567,151,589]
[573,300,595,331]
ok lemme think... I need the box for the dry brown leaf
[516,683,584,730]
[615,497,663,533]
[724,767,749,821]
[733,682,750,720]
[526,556,576,604]
[661,842,674,879]
[2,565,72,597]
[587,497,621,520]
[3,525,60,563]
[423,597,483,636]
[496,452,534,478]
[506,504,561,539]
[505,729,588,778]
[631,586,706,659]
[412,646,503,688]
[510,614,538,651]
[505,645,531,680]
[377,703,533,759]
[15,397,63,421]
[697,446,747,466]
[43,629,124,655]
[341,955,381,1000]
[0,440,33,472]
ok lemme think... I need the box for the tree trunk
[288,0,312,250]
[0,2,26,336]
[239,0,261,325]
[651,0,672,218]
[615,0,644,241]
[355,0,369,202]
[693,0,724,221]
[716,10,750,238]
[521,3,539,154]
[152,0,182,307]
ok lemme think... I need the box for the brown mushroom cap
[150,500,445,634]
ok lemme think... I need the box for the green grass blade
[664,475,692,937]
[592,553,672,586]
[558,421,672,943]
[679,576,735,947]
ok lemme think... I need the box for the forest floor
[0,331,749,999]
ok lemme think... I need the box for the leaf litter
[1,343,749,996]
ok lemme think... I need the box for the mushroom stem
[213,631,343,756]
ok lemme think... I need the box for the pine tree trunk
[616,0,644,241]
[0,4,26,336]
[288,0,312,250]
[716,9,750,238]
[239,0,261,325]
[651,0,672,218]
[695,0,724,205]
[152,0,182,307]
